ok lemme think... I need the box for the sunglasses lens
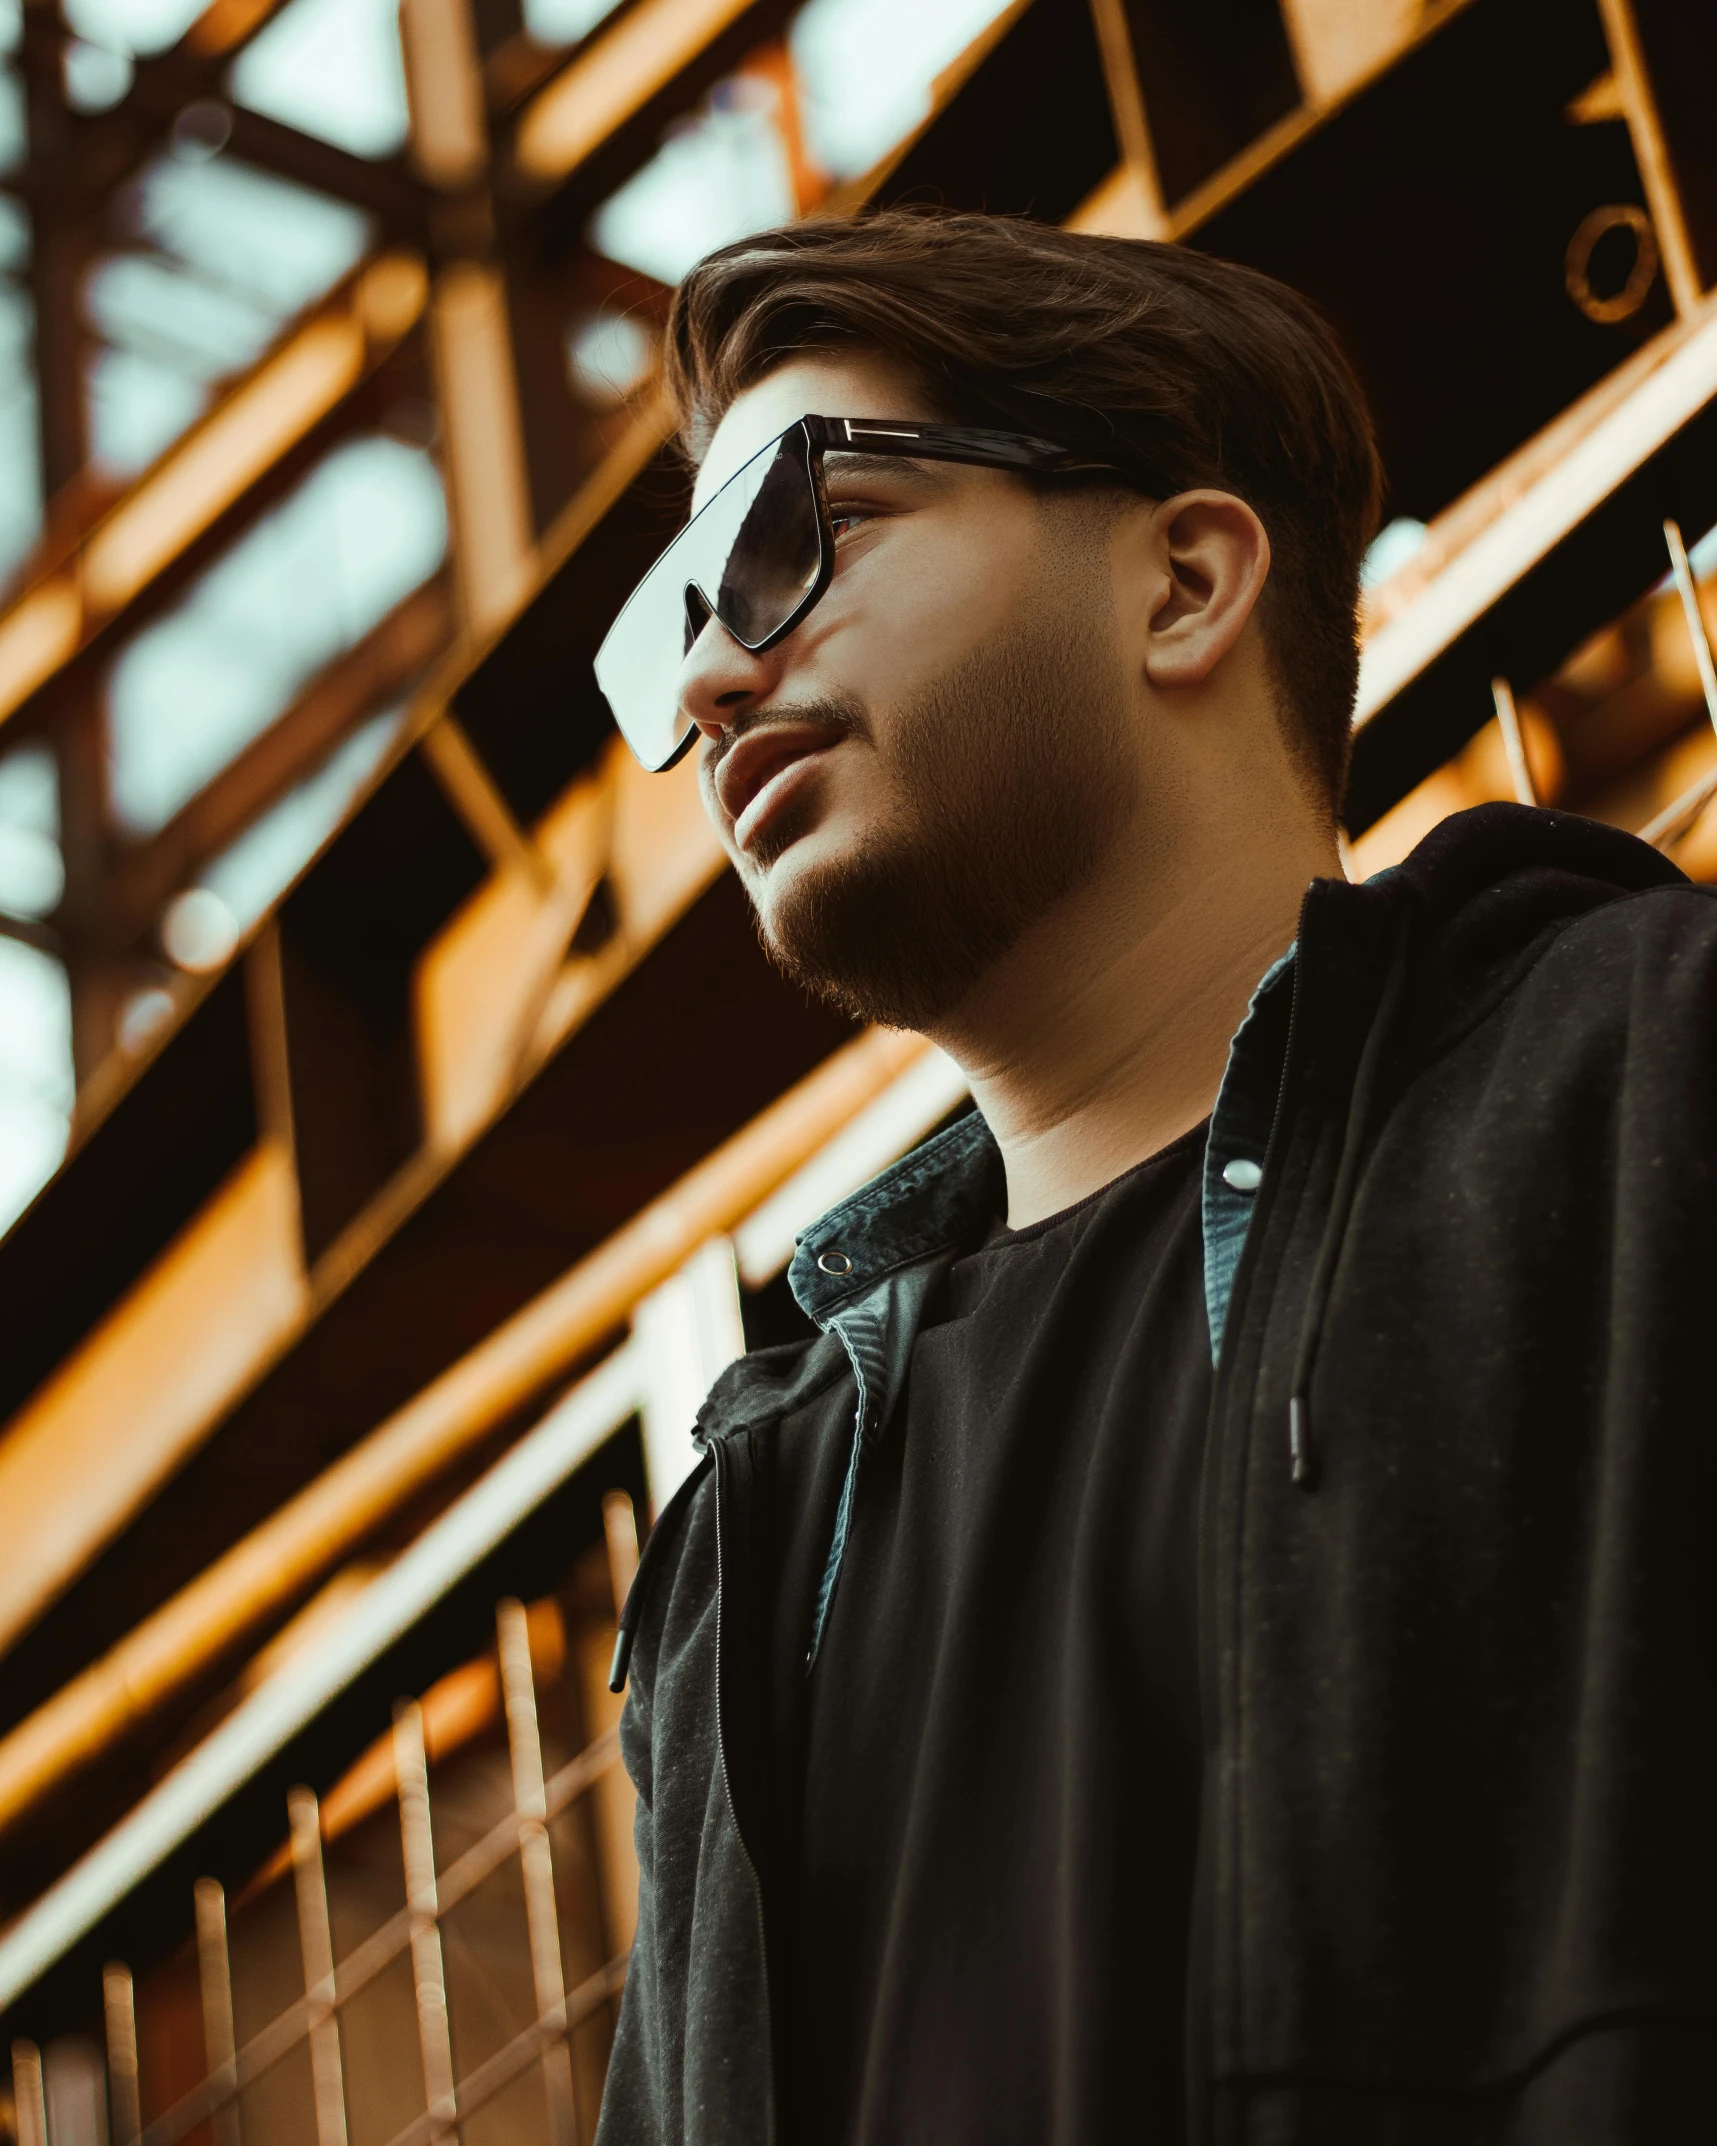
[717,431,823,642]
[595,426,824,770]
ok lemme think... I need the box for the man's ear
[1135,491,1271,692]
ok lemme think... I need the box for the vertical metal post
[594,1492,643,1958]
[288,1788,350,2146]
[195,1879,242,2146]
[429,264,537,640]
[1663,519,1717,736]
[399,0,488,191]
[19,0,91,497]
[633,1238,745,1517]
[11,2040,47,2146]
[393,1701,458,2140]
[1085,0,1169,235]
[102,1962,143,2146]
[601,1492,640,1621]
[243,924,304,1276]
[1490,678,1538,806]
[1595,0,1702,319]
[56,681,128,1089]
[498,1599,578,2146]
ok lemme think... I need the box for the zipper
[712,1438,777,2146]
[1189,907,1309,2142]
[805,1314,871,1671]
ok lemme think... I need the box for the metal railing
[10,1598,630,2146]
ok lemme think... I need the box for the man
[591,211,1717,2144]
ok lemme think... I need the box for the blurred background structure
[0,0,1714,2135]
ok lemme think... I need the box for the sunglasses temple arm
[805,416,1127,480]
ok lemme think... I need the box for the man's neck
[931,808,1341,1229]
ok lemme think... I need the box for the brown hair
[665,209,1382,807]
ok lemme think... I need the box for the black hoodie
[597,805,1717,2145]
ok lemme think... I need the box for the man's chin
[743,819,852,923]
[748,829,986,1033]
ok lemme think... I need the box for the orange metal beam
[0,1024,925,1840]
[0,255,429,730]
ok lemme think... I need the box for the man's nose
[678,600,785,741]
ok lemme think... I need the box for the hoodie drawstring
[1286,911,1415,1490]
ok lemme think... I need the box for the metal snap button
[1222,1157,1263,1193]
[817,1249,853,1276]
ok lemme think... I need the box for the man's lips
[715,723,840,853]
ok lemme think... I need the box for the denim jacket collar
[788,1105,1005,1327]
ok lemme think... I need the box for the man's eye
[829,505,873,540]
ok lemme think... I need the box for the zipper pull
[1288,1395,1316,1490]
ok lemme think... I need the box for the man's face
[680,350,1138,1031]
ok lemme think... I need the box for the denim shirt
[785,950,1297,1663]
[1200,949,1295,1361]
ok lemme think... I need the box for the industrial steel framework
[1,0,1716,2137]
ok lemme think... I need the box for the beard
[746,595,1137,1032]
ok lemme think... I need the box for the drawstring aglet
[1288,1395,1317,1490]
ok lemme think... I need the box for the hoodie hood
[1381,801,1686,1051]
[1270,803,1686,1490]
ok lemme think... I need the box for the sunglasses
[592,414,1132,772]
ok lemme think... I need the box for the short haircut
[666,208,1383,808]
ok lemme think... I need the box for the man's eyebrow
[820,449,949,489]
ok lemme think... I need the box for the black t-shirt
[785,1126,1211,2145]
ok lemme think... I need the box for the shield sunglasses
[593,414,1132,772]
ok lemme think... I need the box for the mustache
[700,694,871,788]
